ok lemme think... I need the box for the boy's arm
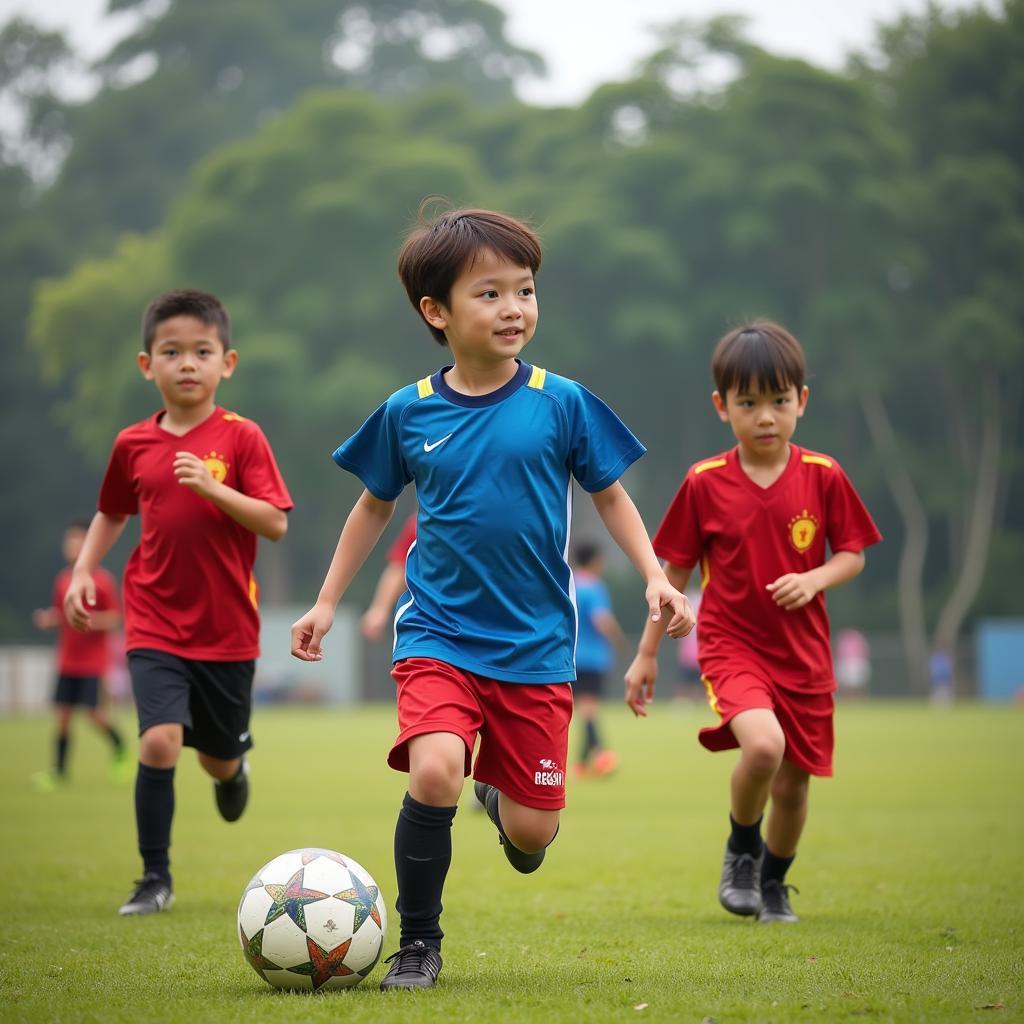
[589,481,694,632]
[624,562,693,717]
[767,549,865,610]
[360,561,408,642]
[64,512,129,630]
[32,607,62,630]
[291,489,396,661]
[173,452,288,541]
[593,608,625,649]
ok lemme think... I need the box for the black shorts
[573,669,606,698]
[128,648,255,760]
[54,675,100,708]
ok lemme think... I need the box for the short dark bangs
[711,321,806,395]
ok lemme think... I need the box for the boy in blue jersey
[571,541,624,777]
[291,206,694,991]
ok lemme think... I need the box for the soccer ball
[237,847,387,990]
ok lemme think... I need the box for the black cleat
[379,940,443,990]
[474,780,546,874]
[758,880,800,923]
[119,873,174,916]
[215,758,249,822]
[719,845,763,916]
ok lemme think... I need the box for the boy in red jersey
[64,290,292,917]
[625,321,881,923]
[33,520,125,787]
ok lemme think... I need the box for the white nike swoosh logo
[423,433,453,453]
[238,731,250,742]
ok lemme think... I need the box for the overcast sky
[0,0,997,105]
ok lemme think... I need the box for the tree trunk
[859,391,931,693]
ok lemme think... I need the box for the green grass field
[1,701,1021,1023]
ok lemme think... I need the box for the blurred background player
[835,627,871,700]
[626,321,881,925]
[571,540,623,777]
[673,588,704,705]
[64,289,292,917]
[32,519,126,788]
[360,512,417,643]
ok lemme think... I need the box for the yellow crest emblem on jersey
[203,450,229,482]
[788,509,819,552]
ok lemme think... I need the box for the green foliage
[1,704,1021,1021]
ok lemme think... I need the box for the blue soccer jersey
[333,360,645,683]
[574,572,614,674]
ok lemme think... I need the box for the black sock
[394,792,456,951]
[581,719,600,762]
[727,813,764,856]
[135,764,175,886]
[104,724,124,754]
[55,734,69,776]
[761,847,795,885]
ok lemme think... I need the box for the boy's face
[62,527,86,564]
[420,250,537,365]
[137,315,236,411]
[712,381,809,460]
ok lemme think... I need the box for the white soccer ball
[237,847,387,990]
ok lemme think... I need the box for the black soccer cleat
[474,780,546,874]
[758,880,800,923]
[215,758,249,822]
[718,845,763,916]
[119,874,174,916]
[379,940,443,990]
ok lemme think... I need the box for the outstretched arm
[590,481,694,633]
[64,512,128,631]
[291,489,396,661]
[173,452,287,541]
[624,562,693,717]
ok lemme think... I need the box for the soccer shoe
[473,781,546,874]
[30,770,61,792]
[111,750,133,783]
[572,762,590,780]
[379,940,443,990]
[718,845,763,916]
[758,880,800,923]
[214,757,249,822]
[119,874,174,916]
[591,749,619,777]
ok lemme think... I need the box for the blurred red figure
[361,513,417,643]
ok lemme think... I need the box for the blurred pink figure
[835,628,871,699]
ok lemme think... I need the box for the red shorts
[699,666,835,777]
[389,657,573,809]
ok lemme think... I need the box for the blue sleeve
[592,580,612,614]
[332,398,411,501]
[564,383,646,492]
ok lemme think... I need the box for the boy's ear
[137,351,154,380]
[711,390,729,422]
[797,385,809,416]
[221,348,238,378]
[419,296,448,331]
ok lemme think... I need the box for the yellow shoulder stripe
[801,454,833,468]
[416,377,434,398]
[527,366,546,389]
[222,412,247,422]
[694,458,727,475]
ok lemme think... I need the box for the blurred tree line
[3,0,1021,692]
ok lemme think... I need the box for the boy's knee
[139,724,182,768]
[501,805,560,853]
[772,771,810,808]
[410,756,463,806]
[741,735,785,776]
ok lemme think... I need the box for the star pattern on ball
[239,924,278,980]
[263,868,330,931]
[334,872,382,931]
[302,848,348,868]
[287,936,354,991]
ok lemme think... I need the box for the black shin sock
[727,813,764,856]
[394,792,457,950]
[581,719,600,762]
[135,764,175,885]
[104,724,125,754]
[761,847,795,885]
[55,734,69,776]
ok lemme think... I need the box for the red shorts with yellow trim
[699,666,835,777]
[389,657,573,809]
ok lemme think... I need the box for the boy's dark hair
[711,321,806,396]
[397,202,542,346]
[142,289,231,354]
[572,540,602,567]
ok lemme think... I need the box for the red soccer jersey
[52,566,119,676]
[98,407,293,661]
[653,445,881,692]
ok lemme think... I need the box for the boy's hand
[174,451,218,497]
[625,651,658,717]
[63,569,97,631]
[290,601,335,662]
[646,580,695,639]
[359,606,388,643]
[767,571,819,610]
